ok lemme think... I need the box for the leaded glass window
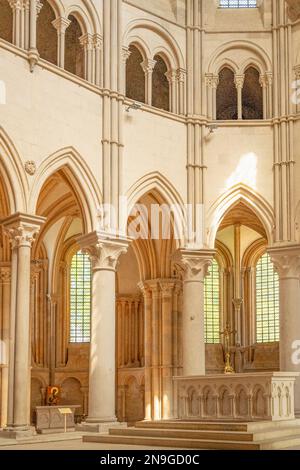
[220,0,257,7]
[70,251,91,343]
[256,253,279,343]
[205,259,221,344]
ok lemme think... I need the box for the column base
[0,426,36,440]
[76,418,127,434]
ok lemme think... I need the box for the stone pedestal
[174,372,299,422]
[35,405,81,434]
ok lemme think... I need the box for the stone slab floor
[0,432,299,450]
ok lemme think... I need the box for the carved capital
[177,68,186,83]
[77,231,129,272]
[173,248,216,283]
[165,69,177,84]
[159,280,175,298]
[51,17,71,33]
[121,46,131,63]
[205,73,219,89]
[294,65,300,80]
[138,281,152,300]
[93,33,102,50]
[8,0,23,11]
[268,244,300,280]
[1,213,45,249]
[234,74,245,90]
[141,58,157,75]
[0,267,11,284]
[79,33,94,50]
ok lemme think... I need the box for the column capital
[77,231,129,271]
[259,74,268,88]
[121,45,131,63]
[141,58,157,75]
[8,0,23,11]
[173,248,216,282]
[0,266,11,284]
[1,213,46,249]
[205,73,219,88]
[234,74,245,90]
[165,69,177,84]
[138,281,152,300]
[177,68,186,83]
[159,279,176,298]
[51,17,71,33]
[268,244,300,280]
[79,33,94,50]
[93,33,102,49]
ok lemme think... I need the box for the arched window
[242,67,263,119]
[256,253,279,343]
[152,55,170,111]
[204,259,221,344]
[0,0,13,43]
[216,67,237,120]
[126,45,145,103]
[220,0,257,7]
[70,251,91,343]
[65,15,84,78]
[37,0,58,65]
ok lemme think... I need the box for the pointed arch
[0,127,28,213]
[28,147,102,233]
[207,184,274,248]
[125,171,186,247]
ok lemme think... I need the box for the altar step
[83,419,300,450]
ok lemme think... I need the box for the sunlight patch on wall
[225,152,257,190]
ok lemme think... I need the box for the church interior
[1,0,300,451]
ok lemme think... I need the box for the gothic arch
[45,0,64,19]
[125,171,186,247]
[28,147,102,233]
[0,127,28,213]
[126,38,150,61]
[207,184,275,248]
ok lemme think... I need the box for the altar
[35,405,81,433]
[174,372,299,422]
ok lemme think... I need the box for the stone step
[260,435,300,450]
[135,420,248,432]
[83,434,261,450]
[109,427,254,442]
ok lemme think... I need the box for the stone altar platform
[173,372,299,422]
[35,405,81,434]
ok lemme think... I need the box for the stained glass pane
[204,259,220,344]
[220,0,257,7]
[70,251,91,343]
[256,253,279,343]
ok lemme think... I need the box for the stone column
[269,244,300,416]
[141,58,157,106]
[0,213,45,438]
[235,74,244,120]
[139,282,152,420]
[79,33,94,82]
[177,68,186,115]
[0,267,11,428]
[93,34,102,87]
[160,280,175,419]
[174,249,215,376]
[259,74,268,120]
[51,17,71,68]
[9,0,22,47]
[166,69,178,114]
[78,231,129,431]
